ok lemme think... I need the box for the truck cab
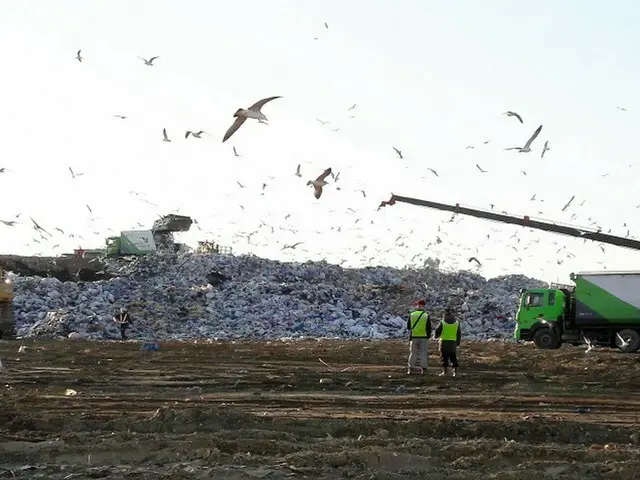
[515,288,567,347]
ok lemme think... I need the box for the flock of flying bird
[0,37,633,275]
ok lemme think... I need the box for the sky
[1,0,639,282]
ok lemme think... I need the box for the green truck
[515,271,640,353]
[380,195,640,354]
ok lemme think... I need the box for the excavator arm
[382,194,640,251]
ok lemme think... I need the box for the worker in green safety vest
[406,299,432,375]
[434,307,462,377]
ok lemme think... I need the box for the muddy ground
[0,339,639,479]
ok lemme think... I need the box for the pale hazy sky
[1,0,639,282]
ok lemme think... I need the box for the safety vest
[410,310,429,337]
[440,320,459,341]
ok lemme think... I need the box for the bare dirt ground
[1,339,639,479]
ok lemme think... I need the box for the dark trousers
[441,350,458,368]
[120,323,128,339]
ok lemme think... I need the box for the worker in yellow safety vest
[406,299,432,375]
[434,307,462,377]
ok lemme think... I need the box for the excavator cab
[0,268,16,339]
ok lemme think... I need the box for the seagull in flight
[541,140,550,158]
[30,217,51,236]
[162,128,171,142]
[307,167,332,199]
[616,106,627,112]
[468,257,482,267]
[233,146,241,157]
[295,164,302,177]
[584,336,595,353]
[503,111,523,123]
[113,114,127,120]
[138,56,160,66]
[616,332,631,349]
[282,242,303,250]
[75,50,83,62]
[561,194,575,212]
[505,125,543,153]
[222,96,282,143]
[185,130,204,139]
[427,168,439,177]
[68,167,84,179]
[393,147,403,159]
[476,164,487,173]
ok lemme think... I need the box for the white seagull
[68,167,84,179]
[222,96,282,143]
[541,140,550,159]
[75,50,83,62]
[583,335,595,353]
[503,111,523,123]
[138,56,160,66]
[162,128,171,142]
[185,130,204,139]
[295,164,302,177]
[616,332,631,350]
[505,125,543,153]
[307,168,332,199]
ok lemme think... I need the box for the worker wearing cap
[407,300,431,374]
[434,307,462,377]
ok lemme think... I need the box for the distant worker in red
[434,307,462,377]
[407,299,431,374]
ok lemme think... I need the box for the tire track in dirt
[1,339,639,479]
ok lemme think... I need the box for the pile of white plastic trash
[11,253,546,340]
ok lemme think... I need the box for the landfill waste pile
[10,253,546,340]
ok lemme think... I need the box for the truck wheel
[615,329,640,353]
[533,328,559,349]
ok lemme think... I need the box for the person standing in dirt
[434,307,462,377]
[407,300,431,375]
[113,307,133,340]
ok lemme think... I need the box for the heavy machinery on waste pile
[106,214,193,257]
[0,267,15,339]
[384,194,640,353]
[197,241,233,255]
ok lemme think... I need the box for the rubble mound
[10,253,546,340]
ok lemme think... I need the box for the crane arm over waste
[382,194,640,251]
